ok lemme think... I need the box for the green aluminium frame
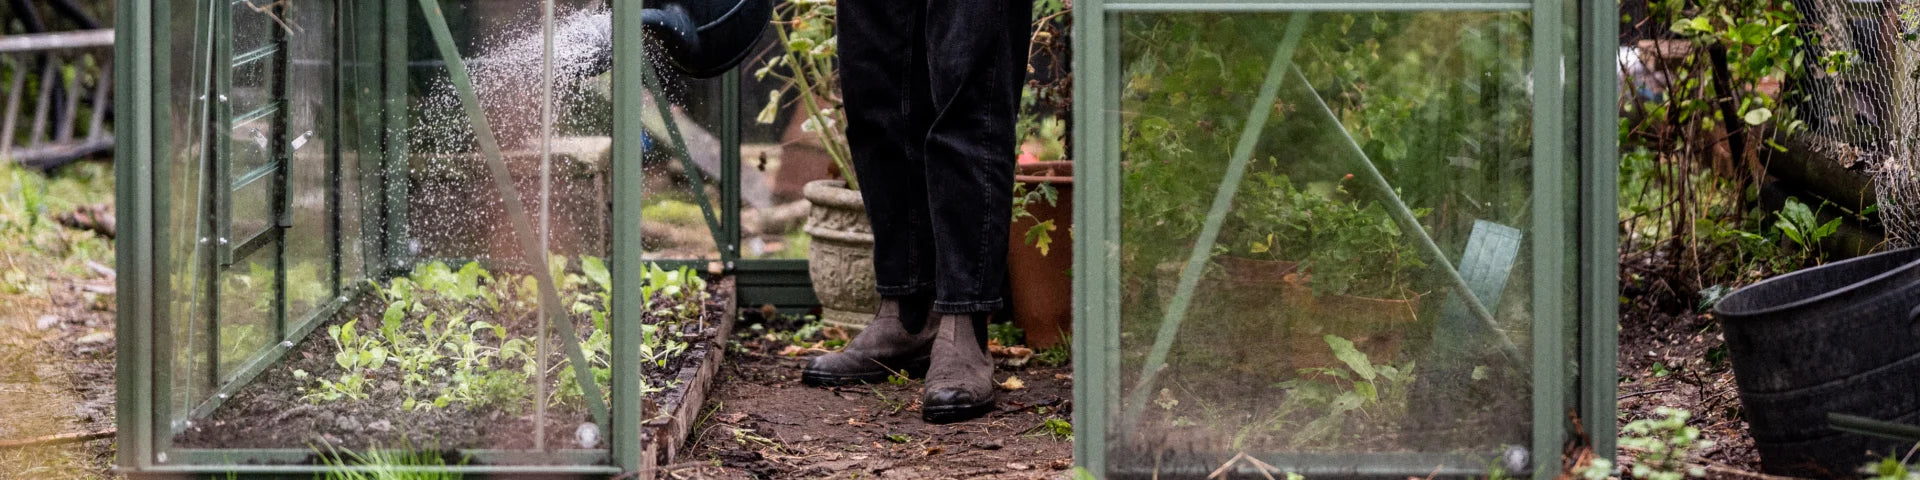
[114,0,808,476]
[1067,0,1618,478]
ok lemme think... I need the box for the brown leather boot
[801,299,936,386]
[921,313,996,423]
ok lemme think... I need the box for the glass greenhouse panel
[1117,8,1536,459]
[122,0,751,474]
[1075,1,1617,477]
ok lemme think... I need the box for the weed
[1268,335,1417,445]
[871,386,907,415]
[988,323,1027,347]
[1023,417,1072,441]
[1866,443,1920,480]
[1618,407,1710,480]
[1035,334,1071,366]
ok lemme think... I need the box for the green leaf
[383,302,406,334]
[1742,107,1772,125]
[1352,380,1378,402]
[581,256,612,292]
[1323,335,1377,381]
[336,351,355,370]
[1025,220,1057,256]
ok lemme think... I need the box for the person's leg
[843,0,936,307]
[802,0,938,387]
[917,0,1032,423]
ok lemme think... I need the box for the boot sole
[800,357,930,387]
[922,399,996,424]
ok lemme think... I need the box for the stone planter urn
[802,179,879,330]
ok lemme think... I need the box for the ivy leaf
[1324,335,1377,381]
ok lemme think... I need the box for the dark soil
[1615,255,1761,473]
[174,278,733,451]
[669,319,1076,479]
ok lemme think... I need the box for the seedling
[1618,407,1710,480]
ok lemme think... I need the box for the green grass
[314,442,468,480]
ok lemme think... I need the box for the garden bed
[174,259,733,454]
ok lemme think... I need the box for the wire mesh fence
[1793,0,1920,244]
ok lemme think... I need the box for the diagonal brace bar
[416,0,610,429]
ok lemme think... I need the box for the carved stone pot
[802,180,879,330]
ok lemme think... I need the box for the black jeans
[839,0,1031,315]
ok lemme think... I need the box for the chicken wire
[1793,0,1920,244]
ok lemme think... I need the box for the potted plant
[757,0,877,330]
[1226,171,1429,370]
[1007,114,1071,349]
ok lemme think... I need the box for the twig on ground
[1207,452,1280,480]
[0,429,114,449]
[1618,388,1672,401]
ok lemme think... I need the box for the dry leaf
[821,326,849,341]
[1002,346,1034,367]
[999,376,1026,391]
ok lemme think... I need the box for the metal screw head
[156,452,168,463]
[217,393,229,400]
[281,340,295,348]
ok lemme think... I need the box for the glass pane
[738,34,816,260]
[229,166,275,240]
[230,52,279,117]
[179,0,621,453]
[285,0,338,321]
[642,75,727,260]
[230,112,277,184]
[217,243,279,381]
[231,0,279,55]
[1112,10,1534,471]
[165,0,219,424]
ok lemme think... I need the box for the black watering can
[580,0,769,78]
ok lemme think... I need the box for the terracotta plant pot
[802,180,879,331]
[1007,161,1073,349]
[1213,256,1419,372]
[1288,291,1422,371]
[773,108,836,204]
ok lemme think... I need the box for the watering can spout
[638,0,771,78]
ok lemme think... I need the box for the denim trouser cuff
[933,298,1004,314]
[875,282,935,297]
